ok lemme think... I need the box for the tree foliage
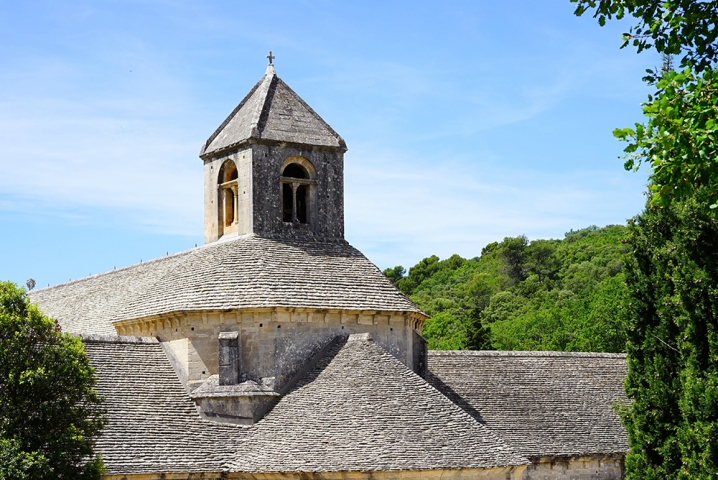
[386,225,629,352]
[621,189,718,479]
[572,0,718,206]
[617,66,718,206]
[0,281,106,480]
[571,0,718,73]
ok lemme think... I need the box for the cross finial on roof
[266,51,275,65]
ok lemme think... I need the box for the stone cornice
[112,307,427,337]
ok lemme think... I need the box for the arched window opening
[279,160,315,225]
[222,162,238,183]
[282,184,293,222]
[218,160,239,234]
[296,185,307,224]
[282,163,307,179]
[224,189,235,227]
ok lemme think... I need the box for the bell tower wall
[204,143,344,243]
[203,147,253,243]
[250,144,344,240]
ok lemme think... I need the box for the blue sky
[0,0,659,288]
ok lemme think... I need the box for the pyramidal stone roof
[81,336,242,475]
[427,350,629,459]
[230,334,529,473]
[29,235,423,335]
[200,64,346,158]
[83,334,529,476]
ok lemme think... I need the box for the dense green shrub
[622,191,718,479]
[0,282,106,480]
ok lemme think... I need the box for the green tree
[397,255,441,294]
[572,2,718,477]
[403,225,628,352]
[464,274,494,350]
[572,0,718,206]
[525,239,560,282]
[0,281,106,480]
[621,190,718,479]
[572,0,718,73]
[499,236,529,285]
[382,265,406,286]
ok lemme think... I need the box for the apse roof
[200,64,346,158]
[29,235,423,335]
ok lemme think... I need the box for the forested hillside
[384,225,629,352]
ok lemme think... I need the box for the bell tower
[199,57,347,243]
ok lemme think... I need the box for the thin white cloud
[345,144,646,269]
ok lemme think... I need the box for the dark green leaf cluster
[0,281,106,480]
[572,0,718,73]
[572,0,718,207]
[385,225,629,352]
[617,68,718,206]
[622,190,718,479]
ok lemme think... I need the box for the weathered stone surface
[29,235,424,336]
[199,64,346,158]
[82,334,530,477]
[81,336,243,476]
[229,334,530,472]
[203,144,345,243]
[523,455,624,480]
[218,331,240,385]
[427,350,629,459]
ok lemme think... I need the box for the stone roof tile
[200,65,346,157]
[230,334,529,472]
[427,350,629,458]
[30,235,422,335]
[82,336,243,475]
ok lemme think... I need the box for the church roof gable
[229,334,530,472]
[82,336,243,476]
[427,350,629,459]
[200,65,346,157]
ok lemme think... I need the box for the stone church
[30,59,629,480]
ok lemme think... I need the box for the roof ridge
[200,69,346,158]
[231,331,530,472]
[271,77,346,149]
[428,350,627,358]
[32,234,261,293]
[80,334,159,344]
[30,254,163,293]
[255,74,279,137]
[199,74,268,157]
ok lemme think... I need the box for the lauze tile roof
[427,350,629,459]
[230,334,529,473]
[84,334,531,476]
[22,61,629,477]
[82,336,242,475]
[29,234,629,476]
[29,234,423,335]
[199,64,346,158]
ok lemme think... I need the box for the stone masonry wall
[203,146,253,243]
[523,455,624,480]
[102,465,528,479]
[250,143,344,240]
[115,309,420,391]
[203,143,344,243]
